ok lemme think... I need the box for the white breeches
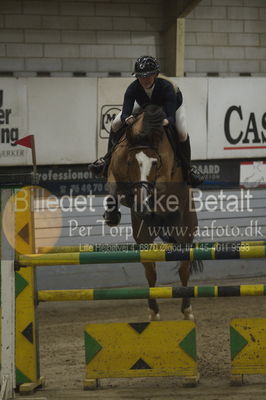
[111,102,188,142]
[175,104,188,142]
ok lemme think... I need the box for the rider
[89,55,204,187]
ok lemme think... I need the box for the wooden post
[176,18,185,77]
[163,18,185,77]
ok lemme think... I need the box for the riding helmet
[132,56,160,78]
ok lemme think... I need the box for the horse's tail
[190,260,204,274]
[171,260,204,276]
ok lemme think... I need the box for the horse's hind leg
[143,262,160,321]
[131,212,159,320]
[179,260,194,321]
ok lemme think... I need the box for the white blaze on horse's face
[135,151,157,213]
[136,151,157,181]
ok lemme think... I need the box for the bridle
[128,145,162,197]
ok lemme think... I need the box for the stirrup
[88,158,106,176]
[189,166,205,188]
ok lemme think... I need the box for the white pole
[1,189,16,400]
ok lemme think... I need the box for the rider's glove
[125,115,135,125]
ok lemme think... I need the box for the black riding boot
[88,128,122,177]
[179,136,205,187]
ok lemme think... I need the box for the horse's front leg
[143,262,160,321]
[103,176,121,226]
[179,260,194,321]
[103,193,121,226]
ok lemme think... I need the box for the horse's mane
[126,104,166,147]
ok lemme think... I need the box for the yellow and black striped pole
[38,284,266,302]
[18,244,266,266]
[38,240,266,254]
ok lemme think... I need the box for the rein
[130,180,155,193]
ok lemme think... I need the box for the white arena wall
[0,76,266,165]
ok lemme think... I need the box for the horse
[104,104,202,321]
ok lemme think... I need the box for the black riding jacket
[121,78,183,125]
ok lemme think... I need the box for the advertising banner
[0,79,28,165]
[27,78,97,165]
[192,159,240,188]
[0,159,242,195]
[1,77,265,167]
[240,160,266,188]
[208,78,266,159]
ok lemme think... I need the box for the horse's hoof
[149,310,160,321]
[183,306,194,321]
[103,211,121,227]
